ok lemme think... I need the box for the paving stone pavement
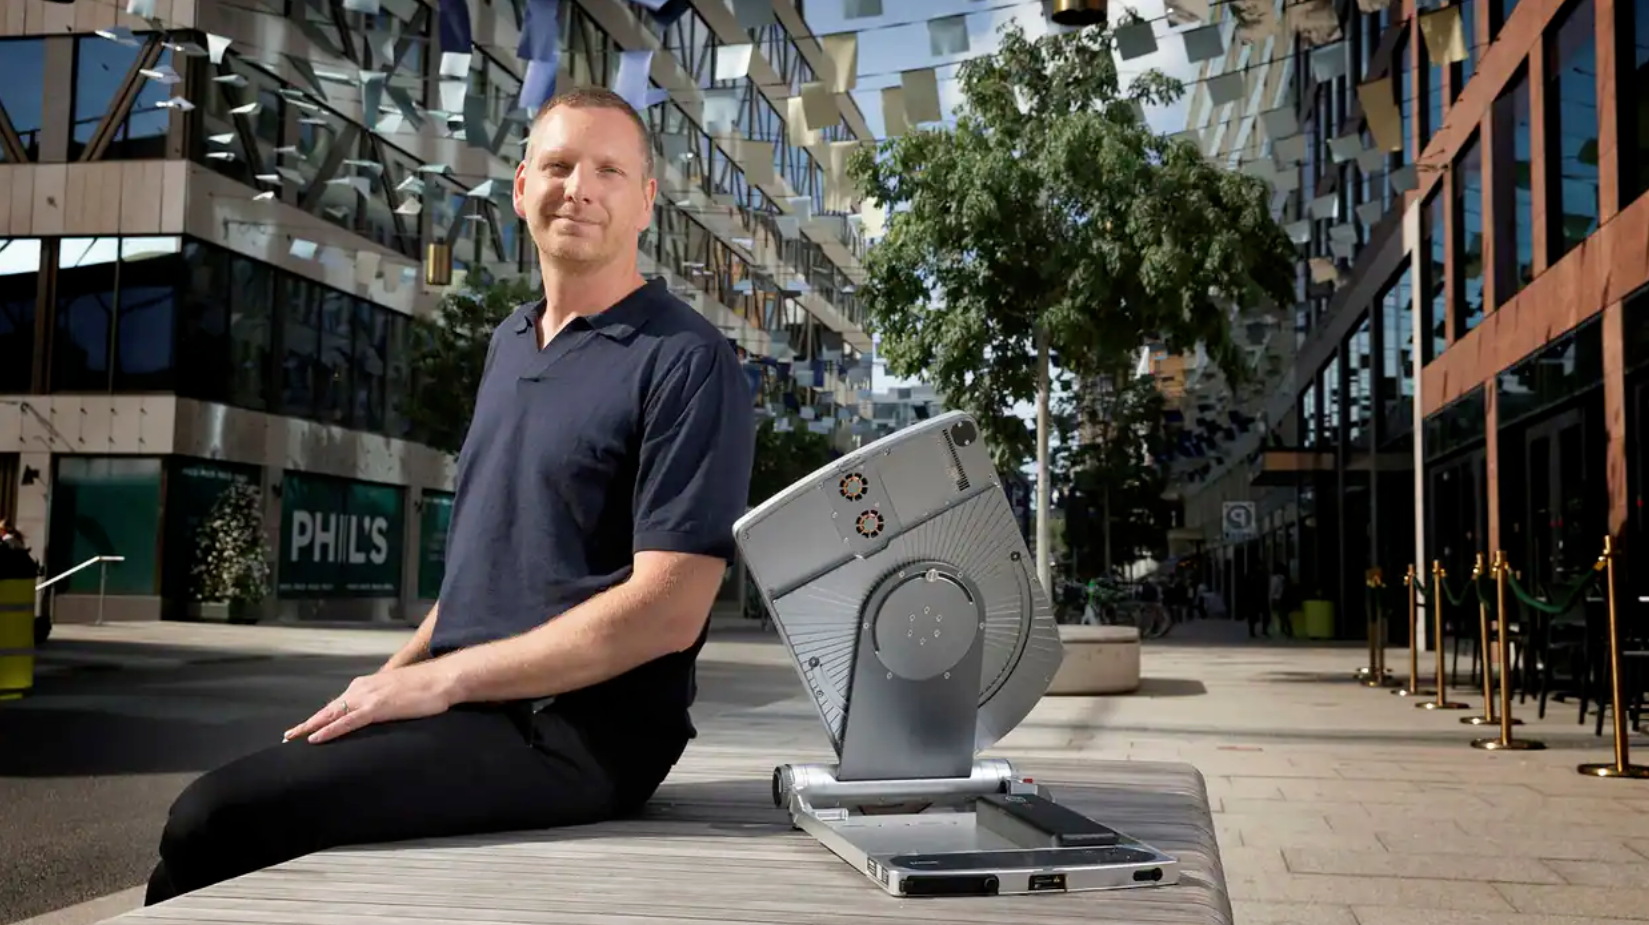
[34,613,1649,924]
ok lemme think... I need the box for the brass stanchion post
[1420,560,1469,710]
[1394,564,1432,697]
[1463,552,1520,727]
[1363,568,1396,688]
[1578,535,1649,778]
[1472,551,1543,749]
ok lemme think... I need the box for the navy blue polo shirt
[431,278,755,748]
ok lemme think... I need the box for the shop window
[0,239,40,393]
[48,455,163,595]
[1454,134,1485,334]
[113,237,181,391]
[1492,68,1534,305]
[1546,0,1599,262]
[52,238,119,392]
[276,471,405,599]
[0,39,45,161]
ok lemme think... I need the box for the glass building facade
[0,0,872,624]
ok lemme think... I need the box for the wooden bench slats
[109,744,1231,925]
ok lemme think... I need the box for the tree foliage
[847,22,1296,470]
[1055,372,1173,575]
[190,482,273,604]
[749,419,838,508]
[408,277,540,455]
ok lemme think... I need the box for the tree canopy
[847,22,1296,470]
[1054,370,1173,576]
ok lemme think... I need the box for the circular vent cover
[854,509,884,538]
[839,472,868,500]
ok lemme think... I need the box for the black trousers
[144,703,680,906]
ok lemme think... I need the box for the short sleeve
[632,342,756,562]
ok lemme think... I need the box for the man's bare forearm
[381,602,439,672]
[425,557,718,704]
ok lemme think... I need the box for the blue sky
[820,0,1198,404]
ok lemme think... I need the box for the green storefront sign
[417,491,454,600]
[277,472,405,598]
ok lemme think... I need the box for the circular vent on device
[854,509,884,538]
[839,472,868,501]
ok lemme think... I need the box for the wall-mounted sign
[278,472,405,598]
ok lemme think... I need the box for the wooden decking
[107,749,1230,925]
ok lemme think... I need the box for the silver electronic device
[733,410,1179,898]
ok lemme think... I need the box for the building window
[0,39,46,161]
[1617,0,1649,205]
[69,37,177,161]
[174,242,231,403]
[1395,30,1413,165]
[1492,0,1521,37]
[1323,358,1342,446]
[281,278,321,417]
[53,238,118,392]
[1421,36,1443,148]
[1492,68,1534,305]
[1301,383,1319,447]
[113,238,180,391]
[1347,315,1373,448]
[1454,133,1485,334]
[1452,0,1479,101]
[0,239,39,392]
[1546,0,1599,262]
[1423,190,1447,361]
[229,256,274,410]
[1379,263,1415,445]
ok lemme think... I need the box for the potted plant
[189,482,272,624]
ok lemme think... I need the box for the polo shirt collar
[512,278,664,341]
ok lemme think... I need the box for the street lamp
[1051,0,1108,26]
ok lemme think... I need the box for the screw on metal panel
[944,672,950,679]
[886,672,893,679]
[979,622,986,630]
[1010,552,1021,561]
[832,511,838,518]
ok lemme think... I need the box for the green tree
[408,277,540,454]
[847,22,1295,591]
[1055,370,1172,577]
[749,419,837,508]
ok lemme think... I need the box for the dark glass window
[69,38,142,160]
[1622,0,1649,204]
[1492,68,1534,305]
[1395,31,1413,165]
[1493,0,1521,38]
[1322,358,1342,446]
[317,289,352,424]
[53,238,119,392]
[1422,35,1443,148]
[107,47,176,161]
[385,313,413,439]
[1301,384,1319,447]
[1380,263,1415,445]
[1347,315,1373,448]
[230,256,273,410]
[0,38,45,161]
[281,278,320,416]
[0,239,39,392]
[1454,134,1485,333]
[352,300,387,433]
[1547,0,1599,261]
[1453,0,1478,100]
[113,238,179,391]
[174,242,231,402]
[1423,191,1447,361]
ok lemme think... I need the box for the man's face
[514,105,656,270]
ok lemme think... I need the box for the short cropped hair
[527,86,655,178]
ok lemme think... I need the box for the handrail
[36,556,125,592]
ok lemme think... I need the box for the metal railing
[36,555,125,626]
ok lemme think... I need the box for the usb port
[1028,873,1066,892]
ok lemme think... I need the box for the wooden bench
[108,754,1230,925]
[1047,624,1143,695]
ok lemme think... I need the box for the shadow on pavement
[1133,677,1209,697]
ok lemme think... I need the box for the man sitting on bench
[143,86,757,905]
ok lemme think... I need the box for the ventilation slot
[938,432,971,492]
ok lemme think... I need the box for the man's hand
[283,662,457,745]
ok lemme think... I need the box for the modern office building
[1169,0,1649,634]
[0,0,873,624]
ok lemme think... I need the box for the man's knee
[157,751,299,887]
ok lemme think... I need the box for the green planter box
[1295,599,1336,639]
